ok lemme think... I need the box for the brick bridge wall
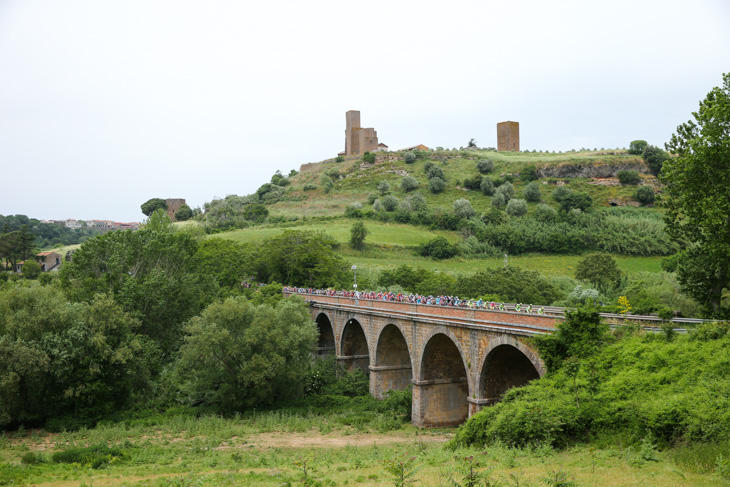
[285,292,561,428]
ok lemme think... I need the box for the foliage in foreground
[451,321,730,449]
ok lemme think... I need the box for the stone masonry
[165,198,186,222]
[345,110,379,156]
[497,121,520,152]
[285,292,558,428]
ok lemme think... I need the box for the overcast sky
[1,0,728,222]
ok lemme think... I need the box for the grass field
[0,412,722,486]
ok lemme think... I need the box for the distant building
[344,111,380,156]
[497,121,520,151]
[35,251,63,272]
[165,198,186,222]
[400,144,429,152]
[377,143,389,152]
[65,219,82,229]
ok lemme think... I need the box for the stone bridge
[285,292,562,428]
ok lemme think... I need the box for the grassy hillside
[271,149,656,219]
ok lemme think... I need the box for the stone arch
[371,323,413,398]
[416,330,470,427]
[340,317,370,372]
[477,338,542,406]
[315,312,335,355]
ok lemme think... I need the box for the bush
[344,202,363,218]
[617,170,642,185]
[523,182,541,202]
[463,174,483,190]
[575,252,622,291]
[534,203,558,223]
[417,237,458,259]
[403,151,416,164]
[381,194,399,211]
[476,159,495,174]
[428,177,446,194]
[643,145,668,176]
[303,183,317,191]
[453,198,476,219]
[335,155,345,163]
[628,139,648,155]
[491,192,507,209]
[362,151,376,164]
[505,198,528,217]
[425,165,445,180]
[521,165,539,182]
[636,185,655,205]
[52,445,125,469]
[350,221,368,250]
[377,180,391,195]
[481,207,508,226]
[560,192,593,212]
[495,181,515,201]
[175,204,193,221]
[480,177,495,196]
[21,259,41,279]
[400,175,419,192]
[553,185,572,202]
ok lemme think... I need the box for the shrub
[643,145,668,176]
[505,198,528,217]
[491,192,507,209]
[617,170,641,185]
[175,204,193,221]
[575,252,622,291]
[327,167,341,181]
[481,207,508,225]
[381,194,399,211]
[303,183,317,191]
[553,185,572,202]
[52,445,125,469]
[491,176,504,187]
[628,139,648,155]
[534,203,558,223]
[463,174,483,190]
[425,165,445,180]
[323,180,333,193]
[21,259,41,279]
[480,177,495,196]
[344,202,363,218]
[350,221,368,250]
[403,151,416,164]
[523,182,541,202]
[495,181,515,201]
[453,198,476,219]
[372,199,383,211]
[428,177,446,194]
[362,151,376,164]
[335,155,344,163]
[400,175,419,192]
[417,237,458,259]
[409,192,428,212]
[377,180,391,195]
[243,203,269,222]
[476,159,495,174]
[503,174,515,183]
[367,193,378,204]
[560,192,592,212]
[636,185,655,205]
[521,165,539,182]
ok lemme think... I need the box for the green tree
[523,182,541,202]
[642,145,669,176]
[350,221,368,250]
[476,159,494,174]
[635,186,655,205]
[253,230,348,288]
[428,177,446,194]
[362,151,376,164]
[480,177,495,196]
[243,203,269,223]
[173,295,317,412]
[662,73,730,316]
[628,140,648,155]
[574,252,622,291]
[521,165,539,182]
[142,208,174,233]
[140,198,167,216]
[377,180,391,195]
[417,237,458,260]
[467,138,477,148]
[560,192,592,212]
[505,198,528,217]
[21,259,41,279]
[403,152,417,164]
[617,170,641,185]
[197,238,253,291]
[453,198,476,219]
[174,204,193,221]
[400,176,419,192]
[381,194,399,211]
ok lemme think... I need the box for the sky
[1,0,729,222]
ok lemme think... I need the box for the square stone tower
[497,121,520,152]
[345,110,379,156]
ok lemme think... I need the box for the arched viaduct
[285,292,561,428]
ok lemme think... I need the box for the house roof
[37,252,54,256]
[378,143,388,147]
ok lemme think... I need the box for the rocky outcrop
[537,162,649,179]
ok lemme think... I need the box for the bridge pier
[467,397,495,417]
[337,354,369,372]
[369,364,412,399]
[412,378,469,428]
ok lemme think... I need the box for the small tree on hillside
[401,176,419,192]
[453,198,476,219]
[523,182,541,202]
[350,221,368,250]
[575,252,622,291]
[403,152,417,164]
[175,204,193,221]
[628,140,648,155]
[362,152,376,164]
[377,180,391,195]
[429,177,446,194]
[22,259,41,279]
[636,186,655,205]
[480,177,495,196]
[505,198,528,217]
[476,159,495,174]
[141,198,167,216]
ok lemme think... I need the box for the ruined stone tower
[165,198,186,222]
[497,121,520,152]
[345,110,379,156]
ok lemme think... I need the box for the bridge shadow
[371,324,413,399]
[341,318,369,372]
[315,313,335,356]
[478,344,540,407]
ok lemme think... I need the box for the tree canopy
[662,73,730,316]
[140,198,167,216]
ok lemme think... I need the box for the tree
[617,170,641,185]
[521,165,539,182]
[505,198,528,217]
[141,198,167,216]
[575,252,622,291]
[197,238,253,291]
[417,237,458,260]
[403,152,417,164]
[523,182,541,202]
[350,221,368,250]
[362,151,376,164]
[243,203,269,222]
[476,159,494,174]
[142,208,174,233]
[21,259,41,279]
[175,204,193,221]
[428,177,446,194]
[491,192,507,209]
[381,194,399,211]
[253,230,348,288]
[560,192,592,212]
[173,295,317,412]
[628,140,648,155]
[662,73,730,316]
[642,145,669,176]
[377,180,391,195]
[453,198,476,219]
[635,186,655,205]
[480,177,495,196]
[495,181,515,201]
[401,176,419,192]
[467,138,477,148]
